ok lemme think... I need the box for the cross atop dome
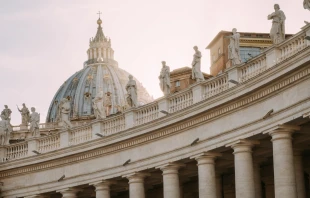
[97,11,102,26]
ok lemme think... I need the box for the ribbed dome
[46,18,153,122]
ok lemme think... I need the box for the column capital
[264,124,300,137]
[123,172,151,183]
[90,180,116,190]
[155,162,186,172]
[56,187,81,196]
[190,152,222,165]
[226,139,259,154]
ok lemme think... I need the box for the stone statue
[1,105,12,132]
[159,61,171,96]
[92,91,106,119]
[104,92,112,116]
[126,75,138,108]
[29,107,40,137]
[17,103,30,126]
[268,4,286,44]
[191,46,204,82]
[304,0,310,11]
[227,28,242,66]
[59,98,73,129]
[0,115,10,145]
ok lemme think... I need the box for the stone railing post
[27,138,40,156]
[125,109,136,129]
[60,129,70,148]
[158,97,169,118]
[192,83,204,104]
[227,66,240,88]
[266,48,281,69]
[92,121,103,139]
[0,146,6,162]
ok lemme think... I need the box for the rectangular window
[175,81,180,87]
[218,48,221,57]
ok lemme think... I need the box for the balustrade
[240,55,267,82]
[1,26,310,162]
[169,90,193,113]
[279,33,307,62]
[6,142,28,161]
[38,134,60,153]
[69,126,92,146]
[102,115,125,136]
[135,102,159,125]
[203,74,229,99]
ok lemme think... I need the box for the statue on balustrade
[159,61,171,96]
[17,103,30,126]
[92,91,106,119]
[191,46,204,82]
[268,4,286,44]
[1,105,12,132]
[126,75,138,108]
[29,107,40,137]
[0,115,10,145]
[59,98,73,129]
[304,0,310,11]
[104,92,112,116]
[227,28,242,66]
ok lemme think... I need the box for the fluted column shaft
[159,163,185,198]
[125,172,150,198]
[230,140,258,198]
[270,128,297,198]
[294,150,306,198]
[192,152,221,198]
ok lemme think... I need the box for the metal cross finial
[97,11,102,18]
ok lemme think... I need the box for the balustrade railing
[279,32,307,62]
[135,102,159,125]
[38,134,60,153]
[203,74,229,99]
[69,126,92,146]
[169,90,193,113]
[6,142,28,161]
[102,115,125,136]
[240,55,267,82]
[1,24,310,162]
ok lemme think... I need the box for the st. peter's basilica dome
[46,18,153,122]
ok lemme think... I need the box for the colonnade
[24,125,308,198]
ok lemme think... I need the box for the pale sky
[0,0,308,125]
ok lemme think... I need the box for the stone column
[253,161,263,198]
[268,125,299,198]
[158,162,185,198]
[57,188,80,198]
[90,180,116,198]
[216,173,223,198]
[191,152,221,198]
[294,149,306,198]
[228,139,259,198]
[124,172,150,198]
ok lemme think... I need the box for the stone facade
[1,16,310,198]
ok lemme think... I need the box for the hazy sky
[0,0,308,125]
